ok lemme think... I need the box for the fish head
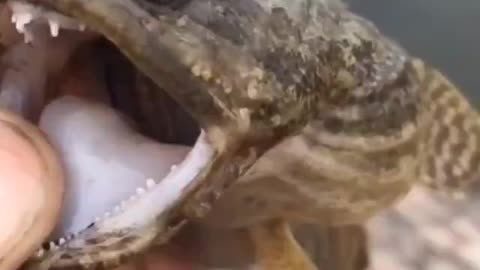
[13,0,324,269]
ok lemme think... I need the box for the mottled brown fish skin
[411,58,480,195]
[203,57,480,227]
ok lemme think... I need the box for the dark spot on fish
[144,0,191,10]
[60,253,75,260]
[244,195,267,210]
[433,125,450,155]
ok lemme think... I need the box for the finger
[0,110,64,270]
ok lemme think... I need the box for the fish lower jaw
[95,131,214,233]
[28,130,214,269]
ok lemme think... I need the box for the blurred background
[348,0,480,103]
[344,1,480,269]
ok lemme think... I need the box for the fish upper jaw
[7,0,86,43]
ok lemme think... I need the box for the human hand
[0,110,64,270]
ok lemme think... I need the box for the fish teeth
[92,179,157,229]
[10,11,35,43]
[146,178,156,188]
[136,187,146,195]
[58,238,66,245]
[48,19,60,37]
[23,32,34,43]
[171,165,177,171]
[9,1,86,42]
[11,12,32,32]
[49,241,57,250]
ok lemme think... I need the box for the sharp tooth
[78,24,86,31]
[23,31,33,43]
[136,187,146,195]
[48,19,60,37]
[104,212,111,218]
[114,205,121,212]
[49,241,57,250]
[58,238,66,245]
[146,178,156,188]
[129,195,137,202]
[171,165,177,171]
[14,13,33,33]
[10,12,34,43]
[35,248,45,257]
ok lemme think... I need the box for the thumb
[0,110,64,270]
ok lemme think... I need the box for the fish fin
[248,219,318,270]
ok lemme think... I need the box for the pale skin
[0,110,64,270]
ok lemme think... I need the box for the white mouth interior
[39,96,213,242]
[95,130,213,233]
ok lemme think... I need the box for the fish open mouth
[1,0,317,268]
[4,0,221,269]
